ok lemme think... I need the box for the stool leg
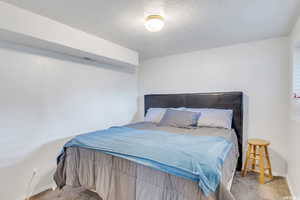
[243,144,251,177]
[259,146,265,184]
[264,146,273,179]
[252,145,256,170]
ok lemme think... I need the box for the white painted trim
[272,171,288,178]
[15,196,26,200]
[31,182,56,197]
[287,176,297,200]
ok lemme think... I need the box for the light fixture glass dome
[145,15,164,32]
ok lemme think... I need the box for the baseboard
[16,196,26,200]
[31,182,56,197]
[287,176,297,200]
[272,171,288,178]
[273,172,297,199]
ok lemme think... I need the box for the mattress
[54,122,239,200]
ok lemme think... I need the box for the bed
[54,92,243,200]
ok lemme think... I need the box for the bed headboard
[144,91,243,171]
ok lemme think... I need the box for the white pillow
[184,108,233,129]
[144,107,185,123]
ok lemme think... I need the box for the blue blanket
[60,127,233,195]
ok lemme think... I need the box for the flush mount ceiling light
[145,15,164,32]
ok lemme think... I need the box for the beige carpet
[30,172,292,200]
[231,172,292,200]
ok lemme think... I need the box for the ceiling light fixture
[145,15,164,32]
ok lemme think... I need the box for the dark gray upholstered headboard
[144,92,243,171]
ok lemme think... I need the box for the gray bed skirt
[54,122,239,200]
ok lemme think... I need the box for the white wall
[0,1,139,67]
[0,40,138,200]
[138,38,290,176]
[288,15,300,199]
[0,26,293,200]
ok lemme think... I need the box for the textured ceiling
[2,0,300,61]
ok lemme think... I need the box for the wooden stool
[242,139,273,184]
